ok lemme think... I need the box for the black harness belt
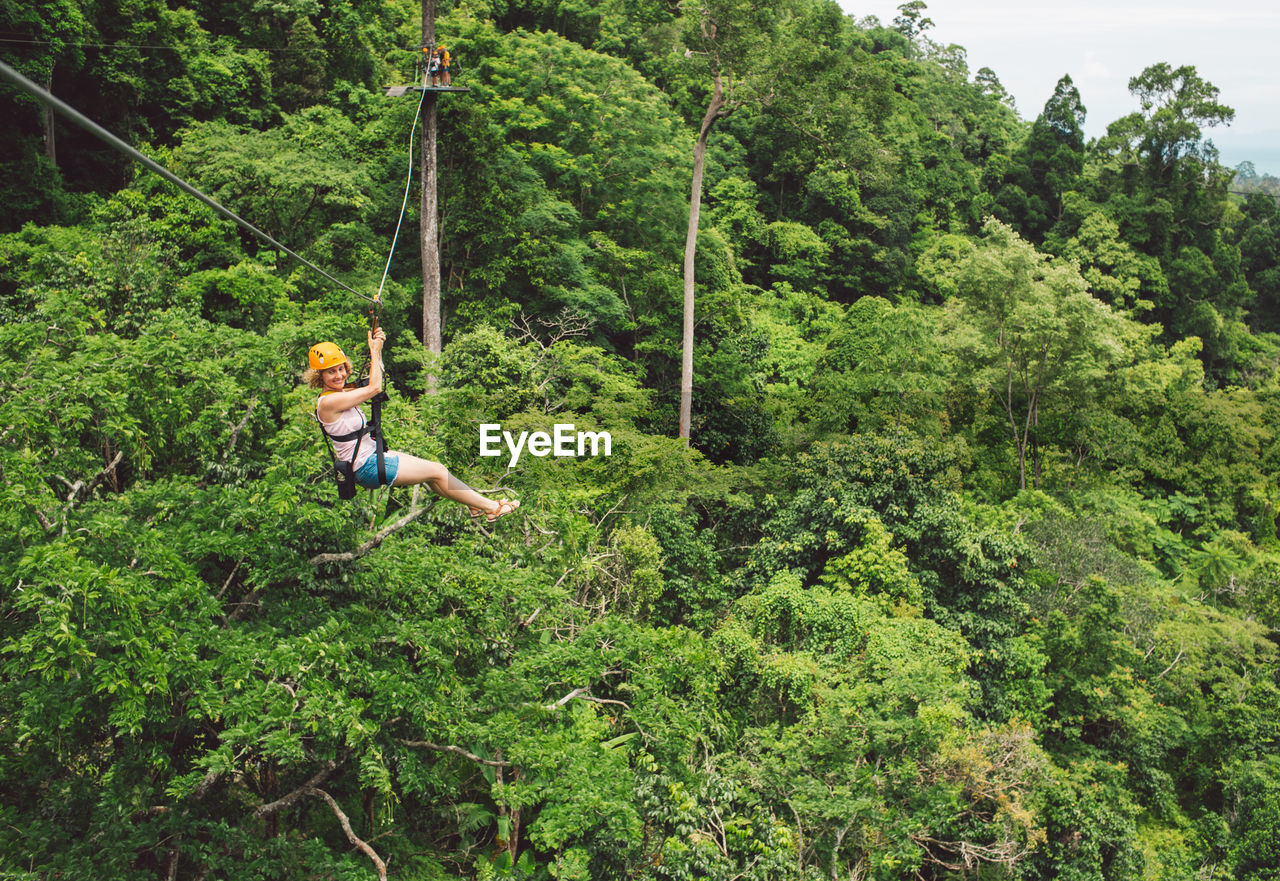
[316,389,390,495]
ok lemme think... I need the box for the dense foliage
[2,1,1278,879]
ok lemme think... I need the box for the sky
[835,0,1280,175]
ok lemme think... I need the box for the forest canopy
[1,1,1278,880]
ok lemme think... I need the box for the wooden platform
[384,85,472,97]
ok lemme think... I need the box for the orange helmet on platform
[308,342,352,371]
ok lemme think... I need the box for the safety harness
[316,385,390,499]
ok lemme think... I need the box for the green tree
[0,0,90,224]
[1103,63,1235,179]
[717,572,1047,878]
[938,220,1133,491]
[806,295,949,438]
[1053,208,1166,312]
[1087,64,1247,378]
[429,19,690,341]
[1226,758,1280,881]
[891,0,933,55]
[1239,192,1280,334]
[172,108,375,252]
[991,74,1086,241]
[0,0,88,163]
[273,15,328,113]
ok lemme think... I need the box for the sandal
[486,498,520,523]
[467,506,485,519]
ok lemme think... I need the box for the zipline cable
[376,83,427,304]
[0,57,377,303]
[0,36,298,53]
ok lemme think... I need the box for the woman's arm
[316,328,386,421]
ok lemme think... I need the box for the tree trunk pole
[420,0,441,390]
[42,75,56,166]
[421,95,440,351]
[679,73,724,444]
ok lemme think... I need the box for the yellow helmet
[308,341,352,371]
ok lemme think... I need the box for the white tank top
[317,398,375,470]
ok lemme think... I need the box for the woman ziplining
[307,327,519,522]
[0,59,509,524]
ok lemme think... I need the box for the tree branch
[254,761,339,819]
[310,788,388,881]
[397,739,511,768]
[311,488,439,566]
[190,768,224,802]
[63,448,124,505]
[215,560,243,601]
[43,449,125,533]
[226,587,263,623]
[545,686,589,709]
[164,839,181,881]
[541,686,631,712]
[512,308,594,352]
[221,399,257,462]
[1155,646,1185,680]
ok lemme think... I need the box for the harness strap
[325,424,367,443]
[370,394,387,486]
[315,410,364,475]
[316,393,390,488]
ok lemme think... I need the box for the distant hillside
[1234,162,1280,199]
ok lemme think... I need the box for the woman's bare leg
[391,452,501,513]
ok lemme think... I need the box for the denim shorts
[354,452,400,488]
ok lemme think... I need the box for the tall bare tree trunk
[420,0,441,391]
[1004,379,1028,492]
[679,72,725,444]
[494,753,522,864]
[42,76,56,166]
[421,96,440,348]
